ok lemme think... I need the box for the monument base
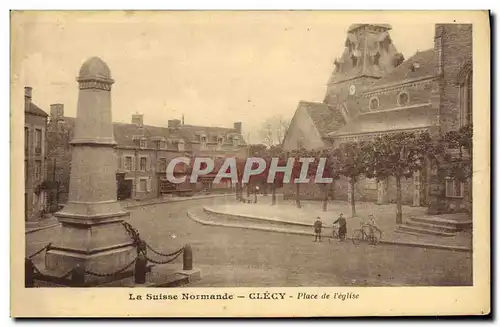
[45,244,136,277]
[44,208,137,283]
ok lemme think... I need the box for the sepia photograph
[10,10,490,317]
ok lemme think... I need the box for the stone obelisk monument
[46,57,135,276]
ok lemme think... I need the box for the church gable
[282,101,329,152]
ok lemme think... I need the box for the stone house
[47,108,248,202]
[24,86,49,221]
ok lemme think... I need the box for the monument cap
[78,56,112,81]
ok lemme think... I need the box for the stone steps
[405,220,459,233]
[410,216,472,230]
[396,225,456,237]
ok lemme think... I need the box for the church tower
[324,24,405,122]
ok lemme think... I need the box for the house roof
[176,124,247,146]
[328,104,435,136]
[300,101,345,136]
[369,49,435,88]
[53,117,245,150]
[112,123,179,150]
[25,102,48,117]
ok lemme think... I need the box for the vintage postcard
[11,10,490,317]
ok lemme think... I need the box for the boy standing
[313,217,323,242]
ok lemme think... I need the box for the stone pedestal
[45,57,135,279]
[377,178,388,205]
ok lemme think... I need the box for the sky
[13,11,436,143]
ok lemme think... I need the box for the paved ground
[26,197,472,287]
[204,196,472,250]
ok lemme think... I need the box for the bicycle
[328,226,347,242]
[352,225,382,246]
[328,226,339,243]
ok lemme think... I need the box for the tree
[259,115,291,147]
[290,148,318,209]
[318,148,342,212]
[442,124,473,182]
[335,141,370,217]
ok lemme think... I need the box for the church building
[282,23,472,214]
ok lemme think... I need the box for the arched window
[369,97,379,111]
[397,91,410,107]
[457,64,472,126]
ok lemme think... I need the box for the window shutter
[147,178,151,192]
[132,156,136,171]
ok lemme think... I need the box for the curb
[203,206,313,228]
[25,223,61,234]
[123,194,233,209]
[187,211,472,253]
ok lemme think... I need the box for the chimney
[168,119,181,128]
[233,122,242,134]
[24,86,32,110]
[132,113,144,127]
[182,114,185,125]
[50,104,64,120]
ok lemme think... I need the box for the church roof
[301,101,345,136]
[25,102,48,117]
[329,104,435,136]
[369,49,435,88]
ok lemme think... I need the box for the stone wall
[436,24,473,134]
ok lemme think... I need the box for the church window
[369,97,379,111]
[445,177,464,198]
[459,70,472,126]
[397,91,410,107]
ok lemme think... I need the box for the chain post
[71,264,86,287]
[25,258,35,288]
[134,251,147,284]
[183,245,192,271]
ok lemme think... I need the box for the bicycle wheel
[352,229,363,245]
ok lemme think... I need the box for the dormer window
[232,136,240,146]
[178,139,185,152]
[159,140,167,149]
[200,135,207,150]
[140,138,147,149]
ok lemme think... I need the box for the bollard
[71,264,85,287]
[135,252,147,284]
[25,258,35,288]
[183,244,193,271]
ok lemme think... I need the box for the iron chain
[84,257,137,277]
